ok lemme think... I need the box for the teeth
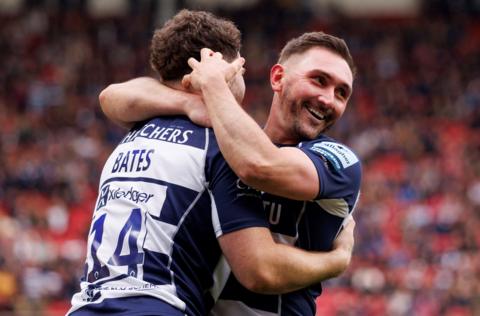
[310,109,325,119]
[305,104,325,120]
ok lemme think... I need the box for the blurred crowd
[0,1,479,315]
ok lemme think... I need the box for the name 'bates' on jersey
[68,116,268,316]
[211,136,362,316]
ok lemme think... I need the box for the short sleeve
[205,130,269,237]
[299,139,362,201]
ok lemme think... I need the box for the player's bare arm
[184,48,320,200]
[99,77,210,129]
[99,56,319,200]
[219,218,355,294]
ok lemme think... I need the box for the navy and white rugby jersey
[210,135,362,316]
[68,116,268,316]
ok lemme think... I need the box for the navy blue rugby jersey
[210,134,362,316]
[68,116,268,316]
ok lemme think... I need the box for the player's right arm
[99,77,209,129]
[219,219,354,294]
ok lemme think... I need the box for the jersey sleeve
[205,130,269,237]
[299,139,362,201]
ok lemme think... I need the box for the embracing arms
[99,65,319,200]
[98,71,356,295]
[219,218,355,294]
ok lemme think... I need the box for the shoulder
[298,135,361,171]
[299,136,361,200]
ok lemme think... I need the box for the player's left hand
[182,47,245,92]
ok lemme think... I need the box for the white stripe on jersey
[143,215,177,254]
[209,256,231,301]
[210,300,278,316]
[315,198,349,218]
[272,232,297,245]
[210,190,223,238]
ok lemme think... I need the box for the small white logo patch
[310,142,358,169]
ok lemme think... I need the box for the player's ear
[270,64,284,92]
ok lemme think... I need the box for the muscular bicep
[241,140,362,202]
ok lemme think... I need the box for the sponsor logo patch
[96,184,155,210]
[309,142,358,170]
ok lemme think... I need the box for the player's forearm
[99,77,190,129]
[267,219,356,294]
[250,245,351,294]
[199,80,282,186]
[199,80,318,200]
[222,227,353,294]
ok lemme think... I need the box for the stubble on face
[281,85,333,142]
[276,48,352,142]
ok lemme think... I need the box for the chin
[294,126,319,141]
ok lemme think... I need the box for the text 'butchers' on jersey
[120,117,206,149]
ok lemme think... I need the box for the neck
[164,80,185,92]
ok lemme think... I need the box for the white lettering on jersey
[263,200,282,225]
[122,126,193,144]
[111,149,154,173]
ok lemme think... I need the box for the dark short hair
[150,9,241,81]
[278,32,356,78]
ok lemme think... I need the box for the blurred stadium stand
[0,0,479,315]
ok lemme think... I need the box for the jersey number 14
[87,208,144,282]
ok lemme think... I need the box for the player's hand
[182,47,245,92]
[332,215,355,267]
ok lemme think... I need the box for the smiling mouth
[304,103,327,121]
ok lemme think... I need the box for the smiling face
[270,47,353,142]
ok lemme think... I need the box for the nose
[317,87,335,107]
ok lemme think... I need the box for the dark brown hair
[278,32,356,78]
[150,9,241,81]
